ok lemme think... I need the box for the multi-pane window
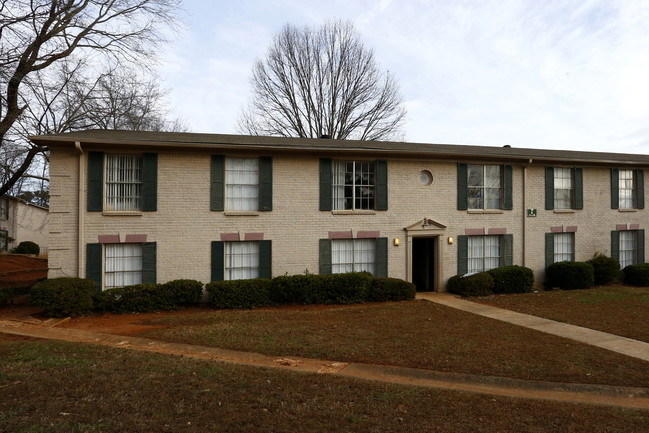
[226,158,259,211]
[105,244,142,289]
[105,155,142,211]
[332,161,375,210]
[331,239,376,275]
[619,231,636,269]
[553,233,574,263]
[225,241,259,280]
[0,198,7,220]
[0,230,8,251]
[619,169,635,209]
[467,165,501,209]
[554,168,573,209]
[467,235,501,273]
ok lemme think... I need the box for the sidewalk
[416,292,649,363]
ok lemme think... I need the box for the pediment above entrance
[405,218,447,233]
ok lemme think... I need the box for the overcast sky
[160,0,649,154]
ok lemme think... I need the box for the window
[467,165,501,209]
[226,158,259,211]
[225,241,260,280]
[467,235,501,273]
[105,154,142,211]
[553,233,574,263]
[611,168,644,210]
[553,167,573,209]
[0,230,8,251]
[104,244,142,289]
[331,239,376,274]
[332,161,375,210]
[619,231,636,269]
[619,170,634,209]
[0,198,7,220]
[545,166,583,210]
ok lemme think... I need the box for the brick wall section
[49,147,647,290]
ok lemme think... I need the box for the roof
[29,129,649,166]
[2,195,49,211]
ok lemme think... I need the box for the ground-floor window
[331,239,376,274]
[0,230,8,251]
[105,243,142,289]
[467,235,501,273]
[553,233,574,263]
[225,241,260,280]
[619,231,636,269]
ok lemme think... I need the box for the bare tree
[239,20,406,141]
[0,0,180,197]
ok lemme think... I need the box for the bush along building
[30,130,648,292]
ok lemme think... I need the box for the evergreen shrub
[622,263,649,286]
[586,254,621,286]
[367,277,416,301]
[446,272,494,297]
[205,278,272,309]
[30,278,96,317]
[488,265,534,294]
[545,261,594,290]
[12,241,40,255]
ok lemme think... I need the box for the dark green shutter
[87,152,104,212]
[142,242,156,284]
[611,168,619,209]
[319,158,332,211]
[503,234,513,266]
[545,166,554,210]
[376,160,388,211]
[375,237,388,277]
[457,235,468,275]
[503,165,513,210]
[210,155,225,211]
[574,167,583,210]
[545,233,554,268]
[637,169,644,209]
[211,241,224,281]
[319,239,332,275]
[638,230,645,264]
[259,240,272,278]
[457,163,468,210]
[259,157,273,211]
[86,243,102,291]
[611,231,620,264]
[142,153,158,211]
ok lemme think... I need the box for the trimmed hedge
[161,279,204,305]
[30,278,96,317]
[269,274,320,304]
[310,272,373,304]
[206,278,272,309]
[488,265,534,294]
[586,254,621,286]
[545,261,594,290]
[622,263,649,286]
[94,284,171,313]
[447,272,494,297]
[12,241,40,255]
[367,277,416,302]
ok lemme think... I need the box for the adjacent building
[30,130,648,291]
[0,195,49,254]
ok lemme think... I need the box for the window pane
[619,231,636,269]
[553,233,574,263]
[554,168,573,209]
[105,155,142,211]
[105,243,142,289]
[225,241,260,280]
[467,235,500,273]
[332,239,376,275]
[226,158,259,211]
[619,169,634,209]
[332,161,375,210]
[467,165,501,210]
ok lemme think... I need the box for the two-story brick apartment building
[30,130,648,291]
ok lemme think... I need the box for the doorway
[412,237,436,291]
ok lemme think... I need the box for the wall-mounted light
[394,238,400,246]
[448,237,454,245]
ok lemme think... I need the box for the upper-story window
[553,167,573,209]
[332,161,375,210]
[611,168,644,210]
[0,197,8,220]
[619,169,635,209]
[105,155,142,211]
[226,158,259,211]
[467,165,501,210]
[545,167,583,211]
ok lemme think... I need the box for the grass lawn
[474,285,649,343]
[1,334,648,433]
[98,300,649,388]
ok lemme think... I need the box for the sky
[159,0,649,154]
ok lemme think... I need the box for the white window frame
[554,167,573,209]
[104,243,143,290]
[467,235,501,273]
[225,241,260,280]
[619,169,635,209]
[619,231,636,269]
[467,164,502,210]
[553,233,574,263]
[105,154,143,211]
[332,161,375,210]
[331,239,376,275]
[225,157,259,211]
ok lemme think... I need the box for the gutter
[75,141,85,278]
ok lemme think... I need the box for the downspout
[522,159,532,267]
[75,142,85,278]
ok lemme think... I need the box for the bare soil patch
[0,254,47,289]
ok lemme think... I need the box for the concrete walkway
[2,318,649,410]
[416,292,649,363]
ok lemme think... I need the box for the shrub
[367,277,416,302]
[269,274,321,304]
[206,279,272,309]
[30,278,96,317]
[161,279,204,305]
[12,241,40,255]
[310,272,373,304]
[545,261,594,290]
[94,284,173,313]
[446,272,494,297]
[487,266,534,294]
[622,263,649,286]
[586,254,621,286]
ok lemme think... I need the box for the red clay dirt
[0,254,47,288]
